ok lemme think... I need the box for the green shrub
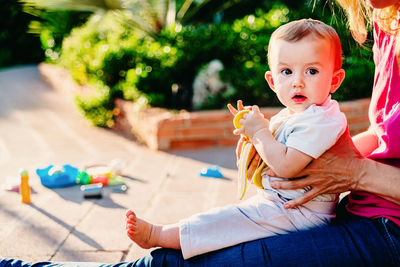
[32,10,91,63]
[58,1,374,127]
[334,45,374,101]
[74,81,114,128]
[75,95,115,128]
[218,8,290,109]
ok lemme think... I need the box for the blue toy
[200,165,223,178]
[36,164,79,188]
[81,183,103,199]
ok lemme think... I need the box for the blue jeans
[1,214,399,267]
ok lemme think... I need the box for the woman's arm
[357,158,400,204]
[352,126,400,203]
[352,126,379,156]
[268,128,400,209]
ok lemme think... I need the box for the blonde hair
[268,18,343,70]
[335,0,400,60]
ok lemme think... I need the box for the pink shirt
[346,22,400,226]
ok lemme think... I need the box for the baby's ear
[265,71,275,92]
[330,69,345,93]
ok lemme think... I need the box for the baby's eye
[281,69,292,75]
[307,68,318,75]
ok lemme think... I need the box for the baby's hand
[235,105,269,139]
[227,100,252,117]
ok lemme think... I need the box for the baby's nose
[292,74,305,88]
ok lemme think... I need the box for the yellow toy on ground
[233,110,266,200]
[19,169,31,204]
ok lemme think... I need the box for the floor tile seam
[124,156,183,257]
[49,202,97,260]
[0,194,59,247]
[142,155,183,218]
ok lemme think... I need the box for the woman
[1,0,400,266]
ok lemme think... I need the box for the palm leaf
[20,0,124,12]
[176,0,193,20]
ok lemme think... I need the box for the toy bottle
[20,169,31,204]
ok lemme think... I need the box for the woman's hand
[267,128,364,209]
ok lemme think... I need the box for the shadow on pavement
[0,204,104,250]
[30,203,104,250]
[170,146,237,170]
[48,186,128,210]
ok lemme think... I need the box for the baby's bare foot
[126,210,160,249]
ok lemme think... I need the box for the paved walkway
[0,65,254,263]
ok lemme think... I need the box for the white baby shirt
[262,96,347,201]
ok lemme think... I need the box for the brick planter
[39,63,371,151]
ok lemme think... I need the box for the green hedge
[54,1,374,126]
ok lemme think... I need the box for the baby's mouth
[292,94,307,102]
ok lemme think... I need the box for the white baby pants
[179,191,336,259]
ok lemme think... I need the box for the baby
[126,18,347,259]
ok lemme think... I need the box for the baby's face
[266,36,339,113]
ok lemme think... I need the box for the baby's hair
[268,18,342,71]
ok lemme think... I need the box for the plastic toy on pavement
[36,164,79,188]
[19,169,31,203]
[77,161,125,186]
[79,165,112,186]
[81,183,103,199]
[112,184,128,193]
[92,174,108,186]
[109,158,124,175]
[2,176,22,192]
[36,159,126,196]
[76,169,91,185]
[200,165,223,178]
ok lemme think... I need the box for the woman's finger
[283,188,321,209]
[247,151,260,181]
[246,145,256,163]
[246,147,257,181]
[235,136,247,162]
[264,167,277,177]
[270,177,312,190]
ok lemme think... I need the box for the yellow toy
[19,169,31,204]
[233,110,266,200]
